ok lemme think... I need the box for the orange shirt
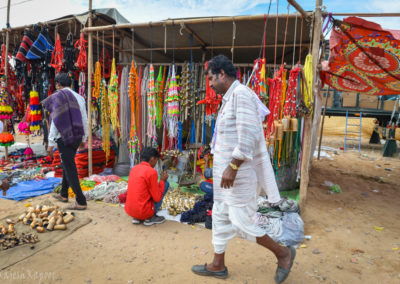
[125,162,165,220]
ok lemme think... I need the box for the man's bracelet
[229,162,239,171]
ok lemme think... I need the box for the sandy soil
[0,136,399,284]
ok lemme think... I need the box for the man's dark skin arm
[220,158,244,189]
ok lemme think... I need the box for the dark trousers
[57,139,87,205]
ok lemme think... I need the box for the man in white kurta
[192,55,296,283]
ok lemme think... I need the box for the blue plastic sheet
[0,178,61,201]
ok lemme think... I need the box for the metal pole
[87,0,93,176]
[3,0,11,160]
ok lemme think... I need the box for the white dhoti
[212,199,266,254]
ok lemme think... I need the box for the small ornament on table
[24,147,34,160]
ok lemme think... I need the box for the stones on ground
[312,248,321,254]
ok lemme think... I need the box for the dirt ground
[0,135,399,284]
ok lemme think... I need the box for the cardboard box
[383,100,397,111]
[342,92,357,107]
[322,91,333,108]
[359,95,379,109]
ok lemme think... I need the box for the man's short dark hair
[141,147,160,162]
[207,55,237,79]
[55,73,72,87]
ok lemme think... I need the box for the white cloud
[0,0,269,30]
[92,0,268,23]
[362,0,400,30]
[0,0,87,28]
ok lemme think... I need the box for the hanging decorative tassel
[266,66,284,141]
[78,72,86,99]
[211,119,215,139]
[147,64,157,147]
[108,58,120,136]
[92,61,101,104]
[18,122,30,135]
[100,79,110,162]
[165,65,180,148]
[128,61,140,166]
[50,33,64,73]
[190,120,196,144]
[155,66,166,129]
[29,90,41,132]
[202,118,207,145]
[303,54,314,113]
[177,121,183,151]
[74,33,88,71]
[0,77,12,120]
[197,62,222,123]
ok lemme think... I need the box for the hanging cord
[102,31,105,68]
[112,25,115,59]
[96,31,99,61]
[172,22,176,64]
[163,23,167,54]
[309,13,314,53]
[298,16,304,64]
[150,24,153,64]
[259,15,268,59]
[231,18,236,63]
[273,0,279,70]
[210,19,214,58]
[258,0,272,59]
[292,13,298,66]
[131,28,135,62]
[281,4,290,66]
[322,13,333,38]
[190,35,194,71]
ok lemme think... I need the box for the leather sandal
[191,264,228,279]
[274,246,296,283]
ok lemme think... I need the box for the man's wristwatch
[229,162,239,171]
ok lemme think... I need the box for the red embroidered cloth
[321,17,400,96]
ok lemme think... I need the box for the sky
[0,0,399,31]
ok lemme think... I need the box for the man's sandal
[191,264,228,279]
[52,194,68,203]
[274,246,296,283]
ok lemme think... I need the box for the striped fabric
[26,30,54,60]
[15,32,34,62]
[212,81,281,207]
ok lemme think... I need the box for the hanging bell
[282,116,289,131]
[290,118,298,132]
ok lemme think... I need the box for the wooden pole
[299,0,322,212]
[3,0,11,161]
[317,88,330,160]
[87,0,93,176]
[327,12,400,17]
[81,14,301,33]
[121,43,309,52]
[287,0,311,18]
[309,41,327,165]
